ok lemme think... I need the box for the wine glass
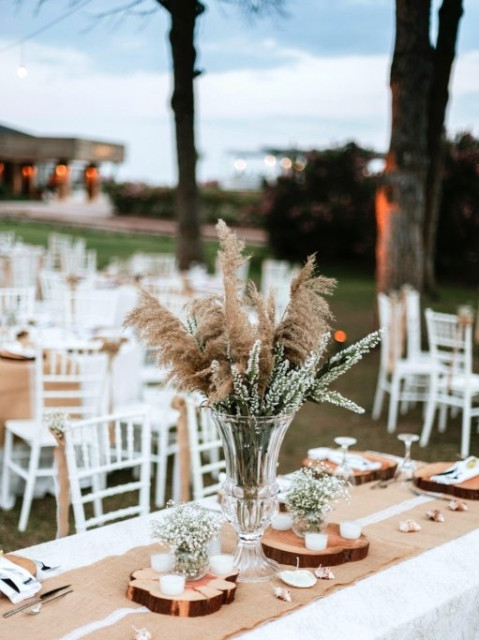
[333,436,357,486]
[395,433,420,481]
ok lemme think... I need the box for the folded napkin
[430,456,479,485]
[307,447,382,471]
[0,556,41,603]
[0,341,35,359]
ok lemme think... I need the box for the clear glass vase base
[234,543,279,583]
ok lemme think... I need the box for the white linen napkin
[0,556,41,603]
[307,447,382,471]
[430,456,479,485]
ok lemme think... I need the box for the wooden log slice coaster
[414,462,479,500]
[301,451,397,486]
[4,553,37,576]
[126,567,239,617]
[262,523,369,568]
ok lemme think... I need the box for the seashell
[314,566,335,580]
[132,627,152,640]
[278,569,317,588]
[273,586,292,602]
[398,519,421,533]
[425,509,445,522]
[449,499,468,512]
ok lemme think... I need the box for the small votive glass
[304,532,328,551]
[209,554,236,575]
[339,521,362,539]
[159,573,186,596]
[207,535,222,556]
[271,513,293,531]
[151,552,174,574]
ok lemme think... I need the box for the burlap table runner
[3,482,478,640]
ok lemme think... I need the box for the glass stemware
[333,436,357,485]
[395,433,420,481]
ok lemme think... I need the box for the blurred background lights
[280,157,292,170]
[233,158,247,172]
[264,154,277,168]
[334,330,348,343]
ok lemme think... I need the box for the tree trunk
[423,0,463,294]
[161,0,205,270]
[375,0,434,293]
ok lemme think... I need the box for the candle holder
[304,532,328,550]
[339,521,362,539]
[159,574,185,596]
[209,554,236,575]
[150,552,174,574]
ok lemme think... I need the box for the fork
[34,560,60,572]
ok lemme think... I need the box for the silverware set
[3,583,72,617]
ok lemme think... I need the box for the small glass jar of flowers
[151,503,223,581]
[284,465,350,538]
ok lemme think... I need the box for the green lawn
[0,218,477,551]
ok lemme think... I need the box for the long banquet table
[3,479,479,640]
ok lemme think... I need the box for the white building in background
[0,123,125,201]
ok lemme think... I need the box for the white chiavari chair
[420,308,479,458]
[372,290,441,433]
[0,286,35,326]
[1,341,108,531]
[185,394,225,501]
[63,408,151,533]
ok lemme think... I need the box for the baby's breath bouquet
[151,503,222,580]
[284,465,350,537]
[125,220,380,418]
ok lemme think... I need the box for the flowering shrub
[261,142,377,265]
[104,181,263,227]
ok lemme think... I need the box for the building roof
[0,123,125,163]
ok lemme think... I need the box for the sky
[0,0,478,187]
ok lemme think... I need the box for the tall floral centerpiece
[126,221,380,582]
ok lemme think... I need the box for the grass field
[1,218,477,551]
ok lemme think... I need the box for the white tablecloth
[13,495,479,639]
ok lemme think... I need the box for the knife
[3,584,72,618]
[409,487,454,502]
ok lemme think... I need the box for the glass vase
[174,546,209,581]
[291,513,326,538]
[210,410,295,583]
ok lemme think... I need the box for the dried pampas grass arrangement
[125,220,380,417]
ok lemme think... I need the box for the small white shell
[449,499,468,511]
[273,586,292,602]
[132,627,152,640]
[314,566,335,580]
[279,569,317,588]
[398,519,421,533]
[425,509,445,522]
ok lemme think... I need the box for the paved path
[0,197,266,245]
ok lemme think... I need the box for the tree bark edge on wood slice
[302,451,397,486]
[126,567,239,617]
[262,523,369,568]
[414,462,479,500]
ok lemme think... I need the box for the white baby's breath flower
[284,466,350,521]
[151,503,222,554]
